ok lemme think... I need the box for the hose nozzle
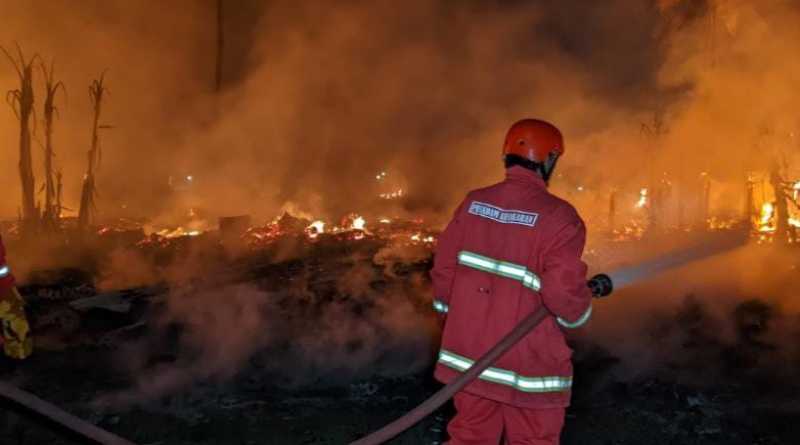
[588,273,613,298]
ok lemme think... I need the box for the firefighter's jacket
[432,166,592,408]
[0,235,32,359]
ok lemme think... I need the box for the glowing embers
[156,227,202,238]
[135,226,206,248]
[410,233,436,244]
[350,215,366,231]
[374,170,407,200]
[379,189,404,200]
[611,220,646,241]
[305,220,326,239]
[706,216,739,231]
[333,214,368,240]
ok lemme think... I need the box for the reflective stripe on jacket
[431,166,592,409]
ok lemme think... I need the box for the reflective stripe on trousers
[438,349,572,393]
[0,265,9,278]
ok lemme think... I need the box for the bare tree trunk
[19,86,36,229]
[2,45,39,235]
[78,75,106,231]
[40,59,65,231]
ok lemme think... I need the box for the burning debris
[127,210,439,253]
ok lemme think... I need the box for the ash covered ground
[1,225,799,445]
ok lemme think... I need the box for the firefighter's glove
[0,287,33,360]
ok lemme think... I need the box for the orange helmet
[502,119,564,181]
[502,119,564,162]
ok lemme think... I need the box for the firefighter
[431,119,592,444]
[0,234,32,360]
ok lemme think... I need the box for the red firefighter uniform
[0,234,33,359]
[431,119,591,444]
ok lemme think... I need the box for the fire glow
[635,188,649,209]
[759,202,775,233]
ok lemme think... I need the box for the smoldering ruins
[1,0,799,444]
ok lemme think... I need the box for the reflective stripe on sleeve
[457,251,541,291]
[0,265,9,278]
[557,305,592,329]
[438,349,572,393]
[432,299,449,314]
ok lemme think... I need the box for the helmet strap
[504,153,559,184]
[539,153,560,183]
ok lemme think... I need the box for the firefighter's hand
[0,287,33,360]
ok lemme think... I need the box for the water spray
[606,231,747,289]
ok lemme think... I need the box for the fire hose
[349,274,614,445]
[0,380,136,445]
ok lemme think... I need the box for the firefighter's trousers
[445,392,565,445]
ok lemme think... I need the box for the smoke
[373,241,431,278]
[96,283,274,408]
[4,0,800,408]
[95,247,159,291]
[0,0,216,219]
[182,0,672,220]
[95,245,438,408]
[3,0,797,230]
[0,0,775,224]
[581,240,800,385]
